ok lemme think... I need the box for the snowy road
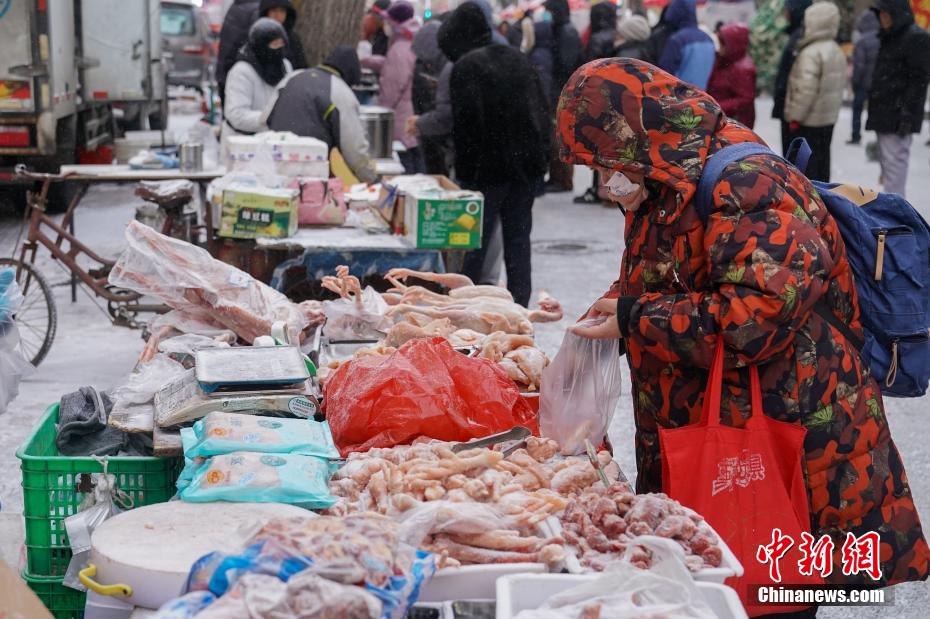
[1,99,928,615]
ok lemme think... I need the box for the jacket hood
[785,0,813,31]
[590,3,617,33]
[664,0,699,30]
[556,58,761,207]
[412,20,448,71]
[799,2,840,46]
[259,0,297,31]
[872,0,916,33]
[545,0,571,26]
[855,8,880,33]
[321,45,361,86]
[438,2,492,61]
[533,20,554,47]
[717,22,750,61]
[469,0,496,28]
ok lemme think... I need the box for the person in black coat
[642,6,672,64]
[448,3,550,307]
[866,0,930,196]
[849,9,880,144]
[586,2,617,62]
[772,0,812,154]
[217,0,260,103]
[543,0,582,192]
[258,0,307,71]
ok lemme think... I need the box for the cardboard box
[226,132,329,178]
[219,184,299,239]
[386,175,484,250]
[0,560,54,619]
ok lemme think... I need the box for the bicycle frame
[16,178,144,304]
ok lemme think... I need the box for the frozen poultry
[388,304,531,335]
[322,265,363,302]
[110,221,308,344]
[385,268,476,290]
[505,346,550,392]
[384,318,455,347]
[478,332,536,362]
[448,328,486,348]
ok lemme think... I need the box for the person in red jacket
[706,23,756,128]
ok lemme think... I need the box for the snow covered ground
[1,99,928,615]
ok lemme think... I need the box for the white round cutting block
[89,501,312,610]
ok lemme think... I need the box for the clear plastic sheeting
[539,318,623,455]
[0,268,33,415]
[322,286,392,340]
[109,221,309,343]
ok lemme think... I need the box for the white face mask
[605,171,641,198]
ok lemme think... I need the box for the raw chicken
[479,332,536,362]
[389,303,531,335]
[110,221,308,344]
[384,318,455,347]
[448,328,486,348]
[505,346,550,391]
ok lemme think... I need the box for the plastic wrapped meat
[109,221,308,344]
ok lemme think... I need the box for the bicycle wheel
[0,258,57,366]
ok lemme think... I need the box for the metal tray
[194,346,310,393]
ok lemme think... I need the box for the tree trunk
[293,0,367,67]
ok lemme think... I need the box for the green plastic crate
[16,403,183,578]
[22,571,85,619]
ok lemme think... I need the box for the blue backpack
[695,138,930,397]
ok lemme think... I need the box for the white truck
[0,0,166,172]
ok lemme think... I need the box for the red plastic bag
[659,341,821,616]
[324,337,537,454]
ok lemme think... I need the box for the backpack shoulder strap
[785,137,812,174]
[695,142,777,226]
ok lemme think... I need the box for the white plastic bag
[0,268,34,415]
[539,318,622,455]
[322,287,391,340]
[515,537,717,619]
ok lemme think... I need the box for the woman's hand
[574,298,622,339]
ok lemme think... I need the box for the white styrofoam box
[417,563,546,603]
[495,574,747,619]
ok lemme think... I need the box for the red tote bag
[659,341,822,616]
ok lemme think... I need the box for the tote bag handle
[702,340,766,430]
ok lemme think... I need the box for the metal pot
[359,105,394,159]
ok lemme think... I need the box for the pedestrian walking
[448,2,550,307]
[222,18,292,141]
[216,0,260,104]
[643,6,672,64]
[866,0,930,197]
[257,0,307,72]
[435,2,506,287]
[543,0,583,193]
[848,9,880,144]
[707,23,757,128]
[584,2,618,62]
[378,1,423,173]
[557,58,930,600]
[784,2,846,181]
[614,15,652,60]
[264,46,376,183]
[657,0,716,89]
[772,0,812,154]
[410,20,452,176]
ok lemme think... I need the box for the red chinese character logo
[712,449,766,496]
[798,532,835,578]
[757,528,795,583]
[841,531,882,581]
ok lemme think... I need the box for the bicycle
[3,165,169,366]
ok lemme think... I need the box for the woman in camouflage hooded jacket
[556,57,930,586]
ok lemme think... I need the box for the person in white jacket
[784,1,846,182]
[222,18,293,142]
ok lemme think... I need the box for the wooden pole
[293,0,368,67]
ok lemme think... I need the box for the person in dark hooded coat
[657,0,715,89]
[543,0,582,192]
[848,10,880,144]
[772,0,813,154]
[585,2,618,62]
[217,0,260,104]
[258,0,307,71]
[263,46,376,183]
[410,20,452,175]
[866,0,930,197]
[446,2,550,307]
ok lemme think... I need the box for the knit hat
[387,1,415,24]
[617,15,650,43]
